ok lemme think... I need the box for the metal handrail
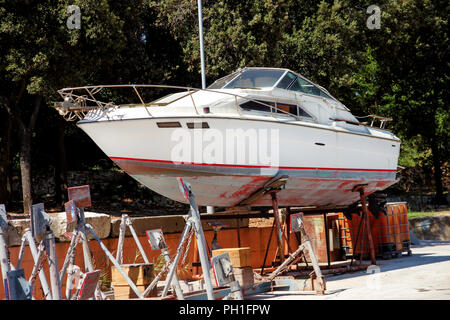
[54,84,303,122]
[353,114,393,129]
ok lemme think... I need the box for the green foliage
[408,211,449,219]
[132,249,143,264]
[92,251,112,291]
[398,136,428,168]
[0,0,448,207]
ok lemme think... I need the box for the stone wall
[11,169,189,215]
[409,215,450,241]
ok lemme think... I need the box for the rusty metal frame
[351,184,377,265]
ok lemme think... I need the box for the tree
[0,0,139,213]
[365,0,449,202]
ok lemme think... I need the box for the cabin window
[289,77,332,99]
[240,100,274,113]
[277,104,312,119]
[186,122,209,129]
[297,106,312,118]
[276,103,298,116]
[240,100,312,119]
[156,121,182,128]
[224,69,285,89]
[276,72,297,89]
[207,71,240,89]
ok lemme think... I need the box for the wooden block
[113,284,156,300]
[233,266,254,287]
[111,263,154,287]
[212,247,251,268]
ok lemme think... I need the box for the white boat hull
[78,116,399,207]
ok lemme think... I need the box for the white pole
[24,231,52,300]
[197,0,206,89]
[116,214,127,264]
[45,230,62,300]
[198,0,215,215]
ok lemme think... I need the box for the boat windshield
[208,69,285,89]
[276,71,334,100]
[207,71,240,89]
[224,69,285,89]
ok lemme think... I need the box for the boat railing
[331,114,393,129]
[54,84,303,122]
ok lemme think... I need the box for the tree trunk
[2,88,42,214]
[19,129,33,214]
[54,117,68,208]
[0,114,12,205]
[16,95,42,215]
[430,139,446,204]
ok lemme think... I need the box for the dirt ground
[248,240,450,300]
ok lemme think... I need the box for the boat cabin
[207,67,358,127]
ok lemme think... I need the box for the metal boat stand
[60,202,101,300]
[60,185,144,299]
[266,212,326,295]
[144,179,243,300]
[351,184,377,266]
[115,214,150,265]
[9,203,62,300]
[159,178,216,300]
[14,229,52,300]
[239,175,289,265]
[236,175,326,295]
[59,185,103,300]
[142,228,184,299]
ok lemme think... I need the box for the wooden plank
[113,284,156,300]
[111,263,154,287]
[212,248,251,268]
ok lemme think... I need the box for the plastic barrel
[338,212,354,255]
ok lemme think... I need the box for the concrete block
[233,266,254,287]
[200,216,249,231]
[6,219,31,247]
[49,211,111,242]
[4,212,111,245]
[110,215,187,237]
[109,212,249,238]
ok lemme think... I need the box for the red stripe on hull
[109,156,396,173]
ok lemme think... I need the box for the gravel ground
[248,240,450,300]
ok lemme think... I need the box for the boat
[55,67,400,209]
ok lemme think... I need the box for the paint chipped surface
[111,158,397,207]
